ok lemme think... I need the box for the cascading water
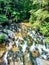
[30,41,36,52]
[15,39,19,47]
[1,27,49,65]
[15,36,24,47]
[3,51,9,65]
[36,57,42,65]
[22,40,27,53]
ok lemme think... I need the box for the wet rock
[0,61,6,65]
[24,51,32,65]
[9,24,18,32]
[3,29,15,39]
[4,34,8,40]
[0,45,6,58]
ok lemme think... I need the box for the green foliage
[40,26,48,36]
[0,0,31,23]
[0,0,49,44]
[0,34,5,43]
[29,0,49,40]
[32,21,41,28]
[0,15,8,24]
[0,34,8,43]
[35,9,49,22]
[40,22,49,36]
[29,10,37,23]
[29,9,49,23]
[11,11,20,22]
[44,37,49,44]
[41,0,49,7]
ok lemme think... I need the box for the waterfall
[22,40,27,53]
[15,36,24,47]
[3,51,9,65]
[1,26,49,65]
[15,39,19,47]
[30,41,35,52]
[36,57,42,65]
[28,30,36,38]
[37,44,42,54]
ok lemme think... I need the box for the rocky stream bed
[0,22,49,65]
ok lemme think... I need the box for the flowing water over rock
[0,23,49,65]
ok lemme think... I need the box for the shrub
[44,37,49,44]
[0,15,8,24]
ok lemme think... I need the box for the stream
[0,23,49,65]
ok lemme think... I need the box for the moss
[0,34,5,43]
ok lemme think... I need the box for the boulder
[3,29,15,39]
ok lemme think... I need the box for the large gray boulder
[3,29,15,39]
